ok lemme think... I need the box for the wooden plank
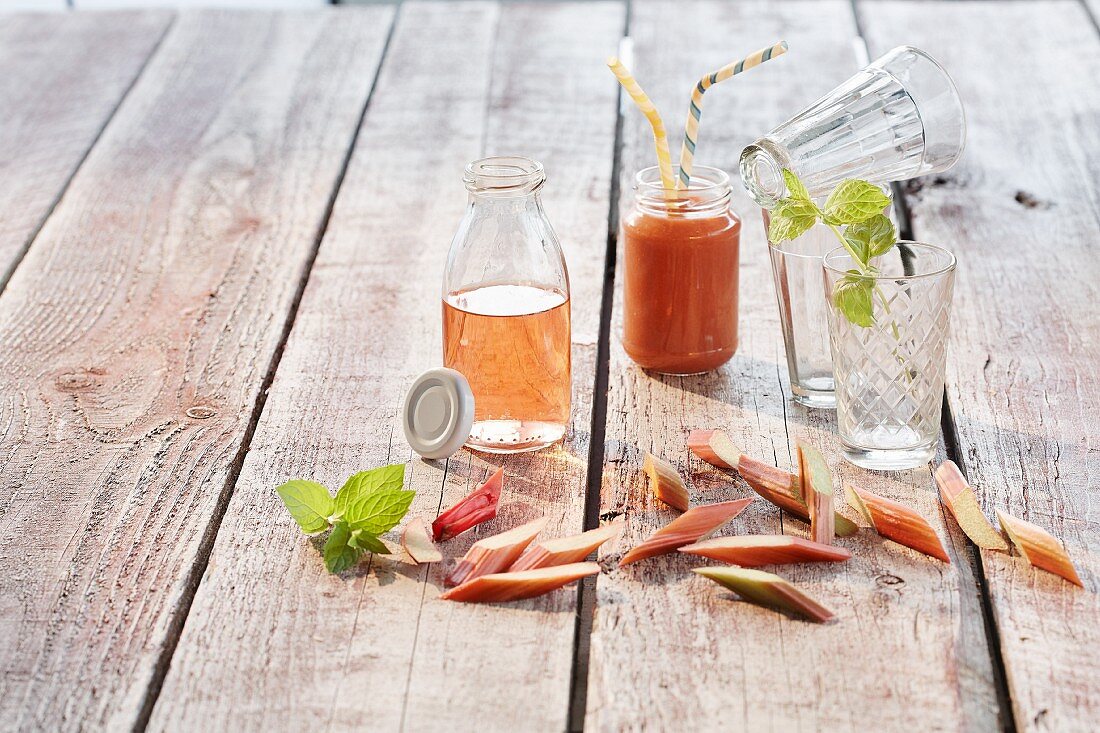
[148,1,623,729]
[0,8,393,731]
[585,1,999,730]
[0,1,67,10]
[0,10,170,286]
[859,1,1100,730]
[76,0,326,8]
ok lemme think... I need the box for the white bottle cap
[402,368,474,459]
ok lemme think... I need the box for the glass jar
[442,156,571,453]
[621,166,741,374]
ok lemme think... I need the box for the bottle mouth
[634,165,731,215]
[464,156,545,196]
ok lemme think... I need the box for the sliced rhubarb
[432,468,503,541]
[738,455,858,537]
[997,510,1082,587]
[644,452,689,511]
[846,484,950,563]
[440,562,600,603]
[694,566,835,622]
[401,516,442,564]
[934,461,1009,551]
[619,499,753,566]
[798,443,835,545]
[510,521,624,572]
[680,535,851,566]
[445,517,547,586]
[687,429,742,469]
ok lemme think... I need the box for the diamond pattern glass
[823,242,956,470]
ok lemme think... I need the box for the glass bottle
[621,165,741,374]
[442,156,571,453]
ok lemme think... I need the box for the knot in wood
[186,405,218,420]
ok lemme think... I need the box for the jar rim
[823,241,957,280]
[634,165,730,197]
[464,156,545,195]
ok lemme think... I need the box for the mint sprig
[277,463,413,573]
[767,169,896,327]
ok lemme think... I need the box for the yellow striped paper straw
[607,56,677,194]
[677,41,789,189]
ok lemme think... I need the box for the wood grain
[0,10,170,286]
[149,2,623,730]
[860,2,1100,730]
[585,2,999,730]
[0,9,392,730]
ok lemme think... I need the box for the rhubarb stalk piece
[687,429,742,469]
[432,468,503,542]
[680,535,851,566]
[738,455,858,537]
[798,443,835,545]
[440,562,600,603]
[694,566,835,623]
[620,499,753,566]
[445,517,547,586]
[997,510,1082,587]
[644,453,689,511]
[401,516,442,564]
[845,485,950,563]
[510,521,624,572]
[934,461,1009,551]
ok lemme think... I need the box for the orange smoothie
[622,167,741,374]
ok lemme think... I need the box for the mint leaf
[843,230,871,263]
[323,521,364,573]
[276,479,334,535]
[782,168,811,201]
[333,464,405,519]
[350,530,390,555]
[767,198,818,242]
[850,214,898,259]
[833,272,875,328]
[347,487,416,535]
[823,180,891,225]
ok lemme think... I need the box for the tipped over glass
[741,46,966,207]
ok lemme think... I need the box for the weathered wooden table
[1,2,1096,731]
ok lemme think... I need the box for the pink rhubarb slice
[694,566,835,623]
[643,452,689,511]
[401,516,442,564]
[440,562,600,603]
[433,468,503,542]
[680,535,851,566]
[997,510,1082,587]
[934,461,1009,551]
[445,517,547,586]
[510,521,624,572]
[798,443,835,545]
[619,499,753,566]
[738,455,857,537]
[687,429,742,469]
[846,484,950,563]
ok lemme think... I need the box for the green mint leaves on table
[276,463,414,574]
[767,168,897,328]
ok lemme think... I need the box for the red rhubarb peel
[445,517,547,586]
[510,521,624,572]
[643,452,689,511]
[401,516,442,564]
[620,499,753,566]
[934,461,1009,551]
[798,443,835,545]
[997,510,1082,587]
[680,535,851,566]
[432,468,503,541]
[439,562,600,603]
[687,429,742,469]
[846,484,950,563]
[738,455,857,537]
[694,566,835,623]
